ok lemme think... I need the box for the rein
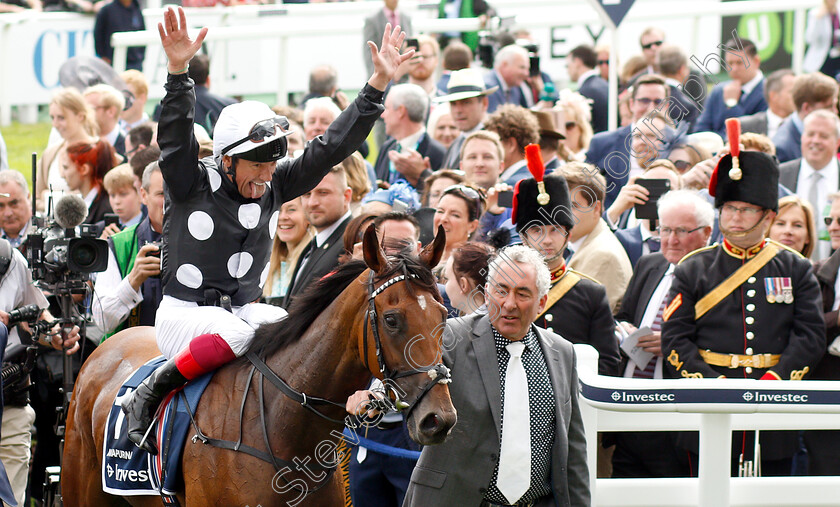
[186,269,450,491]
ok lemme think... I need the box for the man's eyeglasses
[824,216,840,226]
[642,40,664,50]
[597,60,609,66]
[221,116,289,156]
[442,184,485,220]
[634,97,665,106]
[722,204,763,217]
[125,144,142,157]
[657,225,704,238]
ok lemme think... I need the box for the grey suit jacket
[738,110,768,136]
[362,9,413,76]
[779,158,802,191]
[403,314,590,507]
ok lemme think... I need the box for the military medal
[782,277,793,304]
[764,278,776,303]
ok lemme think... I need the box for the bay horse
[61,225,456,506]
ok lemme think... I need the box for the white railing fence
[574,344,840,507]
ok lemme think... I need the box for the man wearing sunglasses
[120,6,413,455]
[662,149,824,476]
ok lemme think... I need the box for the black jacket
[283,216,351,307]
[156,73,383,306]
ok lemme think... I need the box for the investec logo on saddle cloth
[102,356,213,497]
[580,382,837,406]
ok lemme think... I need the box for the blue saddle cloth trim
[102,356,212,497]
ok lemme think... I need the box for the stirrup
[134,413,160,452]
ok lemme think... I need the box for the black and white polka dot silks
[484,325,555,505]
[156,73,384,306]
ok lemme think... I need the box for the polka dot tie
[496,341,531,503]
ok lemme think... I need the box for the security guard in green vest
[662,141,825,476]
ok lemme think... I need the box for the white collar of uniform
[315,209,351,248]
[576,68,600,88]
[740,71,764,97]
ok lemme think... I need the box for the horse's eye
[384,314,398,327]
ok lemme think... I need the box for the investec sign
[581,384,831,405]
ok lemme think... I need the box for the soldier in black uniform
[662,147,825,476]
[512,170,620,376]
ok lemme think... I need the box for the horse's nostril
[420,413,441,434]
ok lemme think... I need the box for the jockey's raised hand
[367,23,415,92]
[158,6,208,74]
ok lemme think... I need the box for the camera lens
[70,242,97,269]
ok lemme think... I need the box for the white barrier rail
[573,344,840,507]
[0,0,824,127]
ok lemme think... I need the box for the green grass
[3,121,52,188]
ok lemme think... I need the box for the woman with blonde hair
[340,151,372,215]
[38,87,100,211]
[767,195,817,258]
[263,197,314,305]
[555,90,594,159]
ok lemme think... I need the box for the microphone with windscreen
[54,194,88,230]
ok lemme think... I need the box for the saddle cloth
[102,356,213,497]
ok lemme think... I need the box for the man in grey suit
[737,68,795,139]
[402,245,590,507]
[363,0,413,77]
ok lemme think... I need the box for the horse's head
[356,224,456,445]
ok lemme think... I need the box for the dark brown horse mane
[245,253,440,360]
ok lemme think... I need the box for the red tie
[389,11,398,29]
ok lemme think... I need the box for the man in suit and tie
[485,44,531,114]
[610,189,713,477]
[84,83,127,157]
[284,164,352,306]
[567,44,609,133]
[773,72,839,163]
[779,109,840,259]
[655,45,701,133]
[561,163,633,312]
[374,83,446,187]
[435,68,496,170]
[363,0,413,77]
[693,37,767,137]
[585,74,673,208]
[738,69,795,139]
[402,244,590,507]
[484,104,540,186]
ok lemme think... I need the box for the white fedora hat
[434,68,498,103]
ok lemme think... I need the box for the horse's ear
[362,223,388,273]
[419,225,446,269]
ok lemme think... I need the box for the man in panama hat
[435,68,498,169]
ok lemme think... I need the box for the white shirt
[576,69,600,88]
[104,125,122,149]
[833,263,840,312]
[0,248,48,349]
[622,264,675,379]
[500,159,528,183]
[83,186,99,209]
[740,71,765,97]
[296,210,352,277]
[398,127,426,153]
[92,248,144,335]
[765,108,787,139]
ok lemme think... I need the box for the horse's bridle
[361,271,451,420]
